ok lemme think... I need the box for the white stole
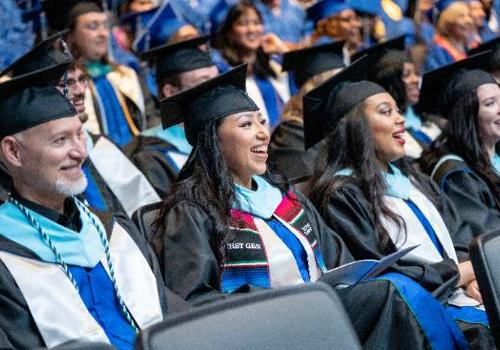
[253,215,321,288]
[382,184,481,307]
[88,136,161,217]
[0,222,163,348]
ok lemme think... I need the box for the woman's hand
[261,33,289,54]
[457,261,475,287]
[464,280,483,303]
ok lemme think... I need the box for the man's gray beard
[54,173,88,197]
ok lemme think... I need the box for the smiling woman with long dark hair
[419,59,500,237]
[151,65,469,350]
[210,0,291,128]
[305,58,494,348]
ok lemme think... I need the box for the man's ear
[1,136,24,168]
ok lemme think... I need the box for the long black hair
[308,101,441,254]
[156,118,289,266]
[425,89,500,199]
[372,50,414,113]
[211,0,277,80]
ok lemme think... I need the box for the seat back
[136,282,362,350]
[37,341,116,349]
[132,201,162,245]
[470,229,500,348]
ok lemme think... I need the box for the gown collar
[491,152,500,175]
[383,163,411,200]
[404,106,423,131]
[334,163,411,200]
[232,176,283,219]
[0,197,105,267]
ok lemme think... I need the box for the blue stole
[287,72,299,96]
[384,165,489,326]
[92,76,133,147]
[267,218,310,282]
[405,107,432,146]
[82,163,108,212]
[69,263,136,350]
[0,200,137,348]
[232,176,310,281]
[254,77,283,129]
[384,164,445,256]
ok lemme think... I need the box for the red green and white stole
[222,192,327,293]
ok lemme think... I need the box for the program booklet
[320,245,419,287]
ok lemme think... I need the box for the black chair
[470,229,500,348]
[132,201,162,245]
[135,282,362,350]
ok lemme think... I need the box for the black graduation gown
[268,119,326,182]
[0,208,187,349]
[156,190,437,350]
[124,135,180,199]
[0,164,11,204]
[316,177,495,349]
[432,161,500,237]
[315,177,474,300]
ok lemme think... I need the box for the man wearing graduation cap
[268,41,345,182]
[123,35,219,197]
[0,63,184,349]
[43,0,157,147]
[0,30,161,226]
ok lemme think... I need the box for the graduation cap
[436,0,472,12]
[43,0,104,32]
[120,8,156,39]
[467,36,500,71]
[282,40,345,88]
[303,55,385,149]
[140,35,214,82]
[132,2,188,52]
[0,62,77,139]
[348,0,381,17]
[417,51,494,115]
[160,64,258,145]
[468,36,500,57]
[207,0,232,34]
[0,30,72,79]
[307,0,352,24]
[351,35,406,67]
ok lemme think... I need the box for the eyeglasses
[59,75,89,90]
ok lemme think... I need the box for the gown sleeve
[441,170,500,240]
[0,260,45,349]
[319,183,460,299]
[160,202,229,306]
